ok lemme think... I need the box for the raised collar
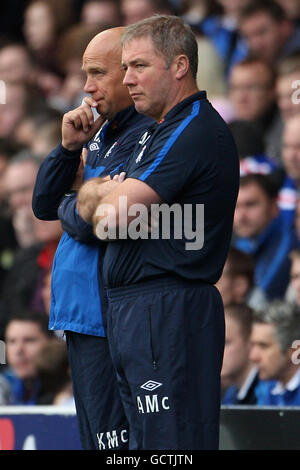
[271,368,300,395]
[158,91,207,124]
[99,105,137,142]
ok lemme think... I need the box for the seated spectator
[0,82,47,141]
[294,199,300,242]
[276,53,300,122]
[34,338,75,407]
[216,247,268,311]
[0,140,22,292]
[239,0,300,65]
[23,0,75,76]
[250,301,300,406]
[228,57,283,163]
[279,114,300,226]
[229,120,282,181]
[0,375,11,405]
[15,108,63,154]
[221,303,259,405]
[0,42,36,85]
[121,0,175,25]
[51,24,100,113]
[287,248,300,305]
[233,174,299,300]
[275,0,300,26]
[180,0,220,26]
[0,152,62,339]
[0,311,54,405]
[80,0,122,28]
[3,152,43,249]
[190,0,249,75]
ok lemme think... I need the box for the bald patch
[83,27,126,62]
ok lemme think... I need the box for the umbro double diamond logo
[140,380,162,391]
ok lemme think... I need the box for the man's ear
[173,54,190,80]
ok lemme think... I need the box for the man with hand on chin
[32,27,152,450]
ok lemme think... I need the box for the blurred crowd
[0,0,299,408]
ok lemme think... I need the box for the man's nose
[123,68,135,87]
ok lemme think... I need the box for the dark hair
[240,0,287,23]
[225,303,254,340]
[5,311,52,337]
[229,120,265,159]
[253,301,300,352]
[231,56,277,87]
[277,52,300,77]
[122,14,198,79]
[239,173,279,200]
[225,247,255,287]
[0,139,24,161]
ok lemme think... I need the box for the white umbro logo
[89,142,99,151]
[136,145,146,163]
[139,131,151,145]
[104,141,118,159]
[140,380,162,391]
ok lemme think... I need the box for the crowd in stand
[0,0,300,408]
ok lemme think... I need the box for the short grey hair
[253,301,300,353]
[121,14,198,79]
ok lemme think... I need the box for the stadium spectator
[228,119,283,182]
[0,152,62,338]
[121,0,175,25]
[216,247,268,311]
[34,338,75,407]
[238,0,300,65]
[3,152,41,249]
[221,303,259,405]
[0,83,33,141]
[23,0,75,74]
[288,248,300,306]
[282,114,300,187]
[15,108,63,156]
[0,140,22,293]
[51,24,100,113]
[0,43,36,85]
[189,0,249,75]
[276,53,300,122]
[180,0,221,26]
[278,114,300,226]
[275,0,300,26]
[0,311,54,405]
[250,301,300,406]
[233,174,299,300]
[80,0,122,28]
[228,57,282,163]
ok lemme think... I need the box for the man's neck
[156,82,199,122]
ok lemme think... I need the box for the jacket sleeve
[32,143,82,220]
[57,194,96,243]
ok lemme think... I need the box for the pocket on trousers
[148,304,160,371]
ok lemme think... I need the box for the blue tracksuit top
[234,214,299,301]
[32,105,152,336]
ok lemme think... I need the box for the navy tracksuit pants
[65,332,129,450]
[106,277,225,450]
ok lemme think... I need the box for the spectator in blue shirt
[238,0,300,66]
[233,173,299,300]
[250,301,300,406]
[221,303,260,405]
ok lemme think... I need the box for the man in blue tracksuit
[32,27,152,450]
[77,16,239,450]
